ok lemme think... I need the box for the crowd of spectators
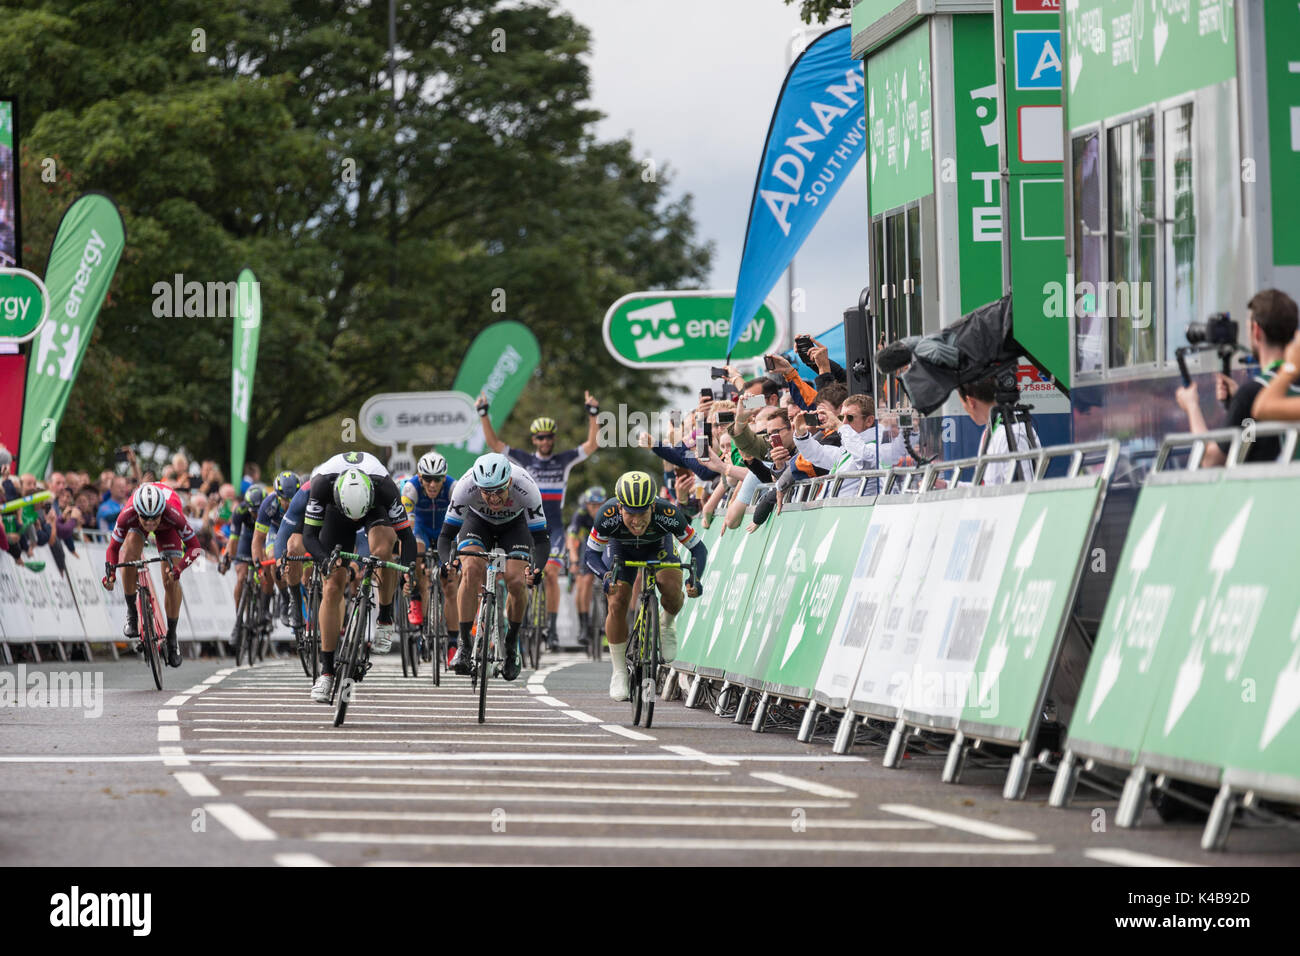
[0,444,259,570]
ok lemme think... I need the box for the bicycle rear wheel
[234,586,253,666]
[628,606,645,726]
[308,579,322,681]
[333,605,366,727]
[398,590,413,678]
[430,587,442,687]
[140,588,164,690]
[477,597,493,724]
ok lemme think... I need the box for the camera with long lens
[1175,311,1245,408]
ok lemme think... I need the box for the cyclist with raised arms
[437,452,549,682]
[101,483,204,668]
[567,485,605,651]
[400,451,460,665]
[251,470,302,627]
[476,391,600,650]
[301,451,417,703]
[583,471,707,700]
[218,484,269,640]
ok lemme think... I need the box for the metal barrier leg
[883,717,910,769]
[750,692,770,733]
[1116,766,1150,828]
[1201,784,1238,852]
[941,731,967,784]
[80,642,94,661]
[832,710,856,755]
[1048,750,1079,807]
[713,681,732,717]
[685,674,703,709]
[796,703,819,743]
[732,688,752,725]
[29,642,41,663]
[55,641,69,662]
[1002,740,1034,800]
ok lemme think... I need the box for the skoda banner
[439,321,541,478]
[230,268,262,485]
[727,24,865,355]
[20,193,126,477]
[360,390,477,473]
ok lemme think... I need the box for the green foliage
[784,0,854,25]
[2,0,712,477]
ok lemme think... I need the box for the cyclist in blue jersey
[401,451,461,665]
[476,390,600,651]
[218,484,268,637]
[251,471,303,628]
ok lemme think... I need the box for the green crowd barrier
[670,520,723,676]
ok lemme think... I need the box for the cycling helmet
[273,470,301,501]
[614,471,655,511]
[417,451,448,479]
[530,417,557,436]
[472,453,512,491]
[333,469,374,521]
[582,485,607,506]
[244,484,267,509]
[132,483,167,520]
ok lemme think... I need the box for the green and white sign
[1264,1,1300,266]
[866,22,933,216]
[603,290,784,368]
[230,268,262,486]
[0,268,50,344]
[1064,0,1236,131]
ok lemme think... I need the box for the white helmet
[472,452,512,491]
[417,451,448,479]
[133,483,167,519]
[333,469,374,521]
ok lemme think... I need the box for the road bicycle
[522,576,546,672]
[458,550,509,724]
[231,557,271,666]
[329,549,410,728]
[110,557,169,690]
[588,582,607,663]
[280,555,318,680]
[396,583,421,679]
[618,558,689,729]
[426,557,448,687]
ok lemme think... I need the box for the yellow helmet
[530,417,557,435]
[615,471,656,511]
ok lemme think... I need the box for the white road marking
[274,853,333,867]
[206,802,277,841]
[157,709,178,722]
[158,745,189,767]
[561,710,601,723]
[534,696,568,707]
[172,772,219,797]
[312,832,1054,854]
[193,727,609,738]
[157,726,180,742]
[191,717,573,726]
[214,762,727,776]
[880,804,1037,842]
[1085,848,1202,868]
[600,724,655,741]
[0,751,868,764]
[245,789,850,809]
[271,809,936,829]
[221,774,779,794]
[203,675,227,684]
[182,685,210,695]
[527,685,544,694]
[750,772,857,799]
[660,745,739,767]
[193,737,625,748]
[164,696,190,707]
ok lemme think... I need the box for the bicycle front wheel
[398,590,413,678]
[430,589,442,687]
[140,589,164,691]
[477,598,493,724]
[628,606,645,726]
[333,606,366,728]
[644,598,659,729]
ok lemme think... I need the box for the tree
[784,0,853,25]
[1,0,711,478]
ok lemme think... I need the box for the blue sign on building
[1013,30,1062,90]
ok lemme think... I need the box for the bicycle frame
[618,558,689,729]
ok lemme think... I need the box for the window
[1163,103,1195,360]
[1107,115,1157,368]
[1072,132,1103,374]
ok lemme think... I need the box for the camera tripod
[985,370,1038,483]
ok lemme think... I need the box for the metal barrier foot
[750,692,770,733]
[883,718,909,769]
[1048,749,1079,808]
[832,710,857,755]
[1116,766,1150,828]
[685,674,703,709]
[1002,741,1034,800]
[713,681,733,718]
[732,688,752,725]
[941,732,967,784]
[796,703,819,743]
[1201,784,1238,852]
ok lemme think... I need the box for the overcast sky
[557,0,866,358]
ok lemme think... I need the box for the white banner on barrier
[181,559,219,638]
[0,551,35,642]
[815,501,922,708]
[900,492,1026,724]
[35,546,85,642]
[63,545,117,641]
[15,548,66,640]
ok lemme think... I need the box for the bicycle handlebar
[110,557,168,569]
[338,551,409,574]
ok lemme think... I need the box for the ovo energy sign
[0,268,50,344]
[603,290,784,368]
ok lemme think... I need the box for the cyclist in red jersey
[101,483,203,667]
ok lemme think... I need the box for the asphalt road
[2,649,1298,867]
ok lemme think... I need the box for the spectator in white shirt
[792,393,881,496]
[957,377,1037,484]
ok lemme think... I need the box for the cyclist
[101,483,204,667]
[274,466,318,627]
[301,451,417,703]
[400,451,460,666]
[566,485,606,651]
[477,391,600,650]
[251,471,303,627]
[583,471,707,700]
[437,452,549,682]
[218,484,270,643]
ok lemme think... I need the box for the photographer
[764,352,819,411]
[1177,289,1299,464]
[958,377,1037,484]
[798,334,847,390]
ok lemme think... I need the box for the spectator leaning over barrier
[793,393,880,497]
[1176,289,1299,463]
[958,377,1038,484]
[1252,328,1300,427]
[811,382,850,445]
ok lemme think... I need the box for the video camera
[1175,312,1246,409]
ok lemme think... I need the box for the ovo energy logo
[625,300,683,359]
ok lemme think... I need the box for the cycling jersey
[106,484,201,569]
[400,476,454,538]
[443,469,546,531]
[583,497,706,581]
[302,453,415,568]
[279,485,311,540]
[505,446,587,525]
[254,492,290,535]
[568,507,595,540]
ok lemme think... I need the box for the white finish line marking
[203,675,226,684]
[206,803,276,841]
[172,772,219,797]
[271,809,936,830]
[157,709,178,722]
[0,751,869,764]
[562,710,601,723]
[246,790,851,809]
[880,804,1036,842]
[527,685,544,694]
[159,746,189,767]
[601,724,655,741]
[221,774,778,794]
[157,726,180,742]
[182,685,210,695]
[192,727,608,738]
[215,762,728,776]
[164,696,190,707]
[534,696,568,707]
[192,737,625,748]
[275,853,333,867]
[660,745,739,767]
[750,772,856,800]
[311,832,1054,855]
[1085,848,1202,868]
